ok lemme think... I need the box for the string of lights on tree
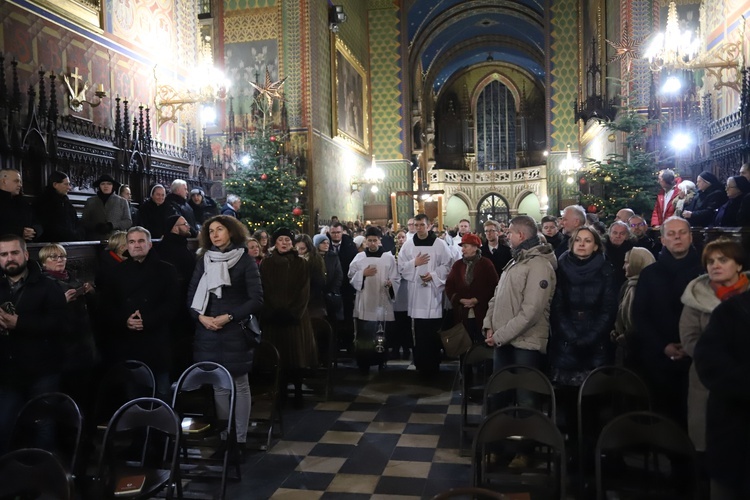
[224,70,308,233]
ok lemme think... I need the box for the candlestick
[390,193,398,231]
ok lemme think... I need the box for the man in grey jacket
[484,215,557,378]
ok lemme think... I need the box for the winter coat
[328,233,359,297]
[307,254,328,319]
[106,251,179,372]
[188,246,264,376]
[34,187,85,242]
[549,251,618,385]
[166,193,198,235]
[482,244,557,353]
[603,239,633,291]
[136,198,177,239]
[446,255,498,332]
[0,189,41,240]
[651,185,679,227]
[713,194,750,227]
[694,290,750,495]
[480,243,512,277]
[43,269,98,370]
[0,263,66,382]
[82,193,131,240]
[684,184,727,227]
[158,233,196,288]
[221,203,239,219]
[679,272,750,451]
[260,249,317,369]
[189,197,220,226]
[322,252,344,320]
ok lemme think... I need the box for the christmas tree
[579,109,660,222]
[223,71,307,233]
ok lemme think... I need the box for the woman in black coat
[34,171,85,242]
[683,171,727,227]
[713,176,750,227]
[188,215,263,447]
[136,185,175,238]
[694,289,750,498]
[549,226,618,387]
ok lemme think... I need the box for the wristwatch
[227,314,234,321]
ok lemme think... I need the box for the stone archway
[476,192,511,228]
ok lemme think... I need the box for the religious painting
[332,39,369,154]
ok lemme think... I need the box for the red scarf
[712,273,750,302]
[109,250,124,263]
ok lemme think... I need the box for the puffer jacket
[482,244,557,353]
[549,251,618,371]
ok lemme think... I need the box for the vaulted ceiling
[406,0,546,95]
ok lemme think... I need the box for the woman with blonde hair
[188,215,263,450]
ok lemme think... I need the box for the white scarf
[190,248,245,315]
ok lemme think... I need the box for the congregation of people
[1,165,750,498]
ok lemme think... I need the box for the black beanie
[164,214,181,233]
[272,227,294,243]
[698,171,720,187]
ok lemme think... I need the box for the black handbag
[240,314,262,348]
[324,292,344,321]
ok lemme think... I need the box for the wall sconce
[329,5,347,32]
[64,67,107,112]
[643,1,746,91]
[154,66,230,127]
[350,180,361,193]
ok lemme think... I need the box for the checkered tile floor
[224,357,479,499]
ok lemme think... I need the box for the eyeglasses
[485,229,498,233]
[629,222,646,227]
[47,255,67,260]
[176,222,191,227]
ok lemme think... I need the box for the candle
[391,193,398,231]
[96,83,104,93]
[437,195,443,233]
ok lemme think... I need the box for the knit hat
[272,227,294,243]
[697,171,719,187]
[164,214,181,233]
[312,234,328,248]
[459,233,482,247]
[190,188,204,196]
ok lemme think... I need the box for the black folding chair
[9,392,83,476]
[482,364,556,421]
[172,361,239,500]
[472,407,566,500]
[95,397,182,499]
[595,411,699,500]
[247,340,283,450]
[459,344,495,455]
[93,360,156,433]
[0,448,72,500]
[430,486,506,499]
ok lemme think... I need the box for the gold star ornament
[606,21,645,70]
[249,68,288,110]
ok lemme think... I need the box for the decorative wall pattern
[310,0,331,135]
[369,5,404,160]
[627,0,654,108]
[225,0,277,10]
[336,0,369,67]
[549,0,579,149]
[224,7,278,42]
[108,0,177,66]
[282,0,304,129]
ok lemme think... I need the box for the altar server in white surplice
[348,226,401,326]
[398,213,453,375]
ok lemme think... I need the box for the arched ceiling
[407,0,545,94]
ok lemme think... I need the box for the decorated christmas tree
[223,70,307,233]
[579,109,660,222]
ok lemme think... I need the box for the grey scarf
[462,252,482,285]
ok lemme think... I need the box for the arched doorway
[476,193,510,228]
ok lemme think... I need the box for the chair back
[595,411,698,500]
[431,486,506,499]
[0,448,71,500]
[94,360,156,428]
[472,407,566,498]
[483,364,556,420]
[97,397,181,499]
[172,361,234,421]
[248,340,283,450]
[9,392,83,474]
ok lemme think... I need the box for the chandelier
[560,144,581,185]
[154,65,230,127]
[643,2,745,92]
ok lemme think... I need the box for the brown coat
[445,256,498,331]
[260,249,317,369]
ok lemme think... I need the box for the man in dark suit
[480,220,512,276]
[328,222,358,349]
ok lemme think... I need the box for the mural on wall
[224,41,279,119]
[106,0,179,67]
[333,38,369,154]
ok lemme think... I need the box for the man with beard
[158,215,197,378]
[628,214,660,257]
[0,234,66,451]
[0,169,41,241]
[398,213,453,375]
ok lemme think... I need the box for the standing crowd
[0,165,749,498]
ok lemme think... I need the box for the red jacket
[445,257,499,330]
[651,185,680,226]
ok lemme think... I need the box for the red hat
[459,233,482,247]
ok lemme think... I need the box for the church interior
[1,0,750,498]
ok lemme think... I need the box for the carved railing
[429,165,544,185]
[708,110,742,137]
